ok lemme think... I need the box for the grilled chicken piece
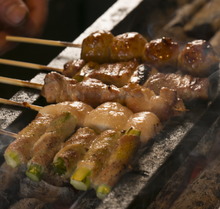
[81,30,147,63]
[144,67,218,101]
[178,40,219,77]
[93,128,140,199]
[20,177,76,206]
[4,112,59,168]
[42,72,184,121]
[4,101,93,168]
[125,112,162,144]
[84,102,133,132]
[70,129,122,191]
[123,83,182,121]
[63,59,86,78]
[76,60,140,87]
[143,37,180,73]
[81,30,114,63]
[53,127,98,177]
[26,112,77,181]
[42,72,122,107]
[183,0,220,39]
[110,32,147,62]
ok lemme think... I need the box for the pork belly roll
[125,112,162,145]
[26,112,77,181]
[178,40,219,77]
[93,128,140,199]
[53,127,98,177]
[70,129,122,191]
[4,101,93,169]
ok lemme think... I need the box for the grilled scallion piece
[53,127,97,177]
[26,112,77,181]
[70,129,122,191]
[94,128,140,199]
[4,114,55,168]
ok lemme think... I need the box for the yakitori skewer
[6,36,81,48]
[0,97,42,111]
[6,31,220,78]
[0,73,185,121]
[0,58,63,73]
[0,76,43,90]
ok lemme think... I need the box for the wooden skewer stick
[0,98,42,112]
[0,76,43,90]
[0,129,17,138]
[0,58,63,73]
[6,35,82,48]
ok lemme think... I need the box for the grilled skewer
[0,73,185,121]
[3,101,93,168]
[5,31,219,77]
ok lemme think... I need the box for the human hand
[0,0,49,55]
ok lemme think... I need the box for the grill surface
[1,0,220,208]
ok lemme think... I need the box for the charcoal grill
[1,0,220,208]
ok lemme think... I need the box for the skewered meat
[63,59,86,78]
[143,66,218,101]
[84,102,133,132]
[74,60,140,87]
[143,37,180,73]
[4,101,93,168]
[42,72,184,121]
[70,129,122,191]
[81,30,147,63]
[81,30,114,63]
[125,112,162,144]
[42,72,122,107]
[92,128,140,199]
[110,32,147,62]
[53,127,98,177]
[39,101,93,127]
[123,83,182,121]
[178,40,219,77]
[26,112,77,181]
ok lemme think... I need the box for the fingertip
[5,3,28,26]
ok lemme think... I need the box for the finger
[0,0,28,26]
[23,0,49,37]
[0,31,18,55]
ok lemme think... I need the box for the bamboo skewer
[0,58,63,73]
[6,36,82,48]
[0,129,17,138]
[0,98,42,111]
[0,76,43,90]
